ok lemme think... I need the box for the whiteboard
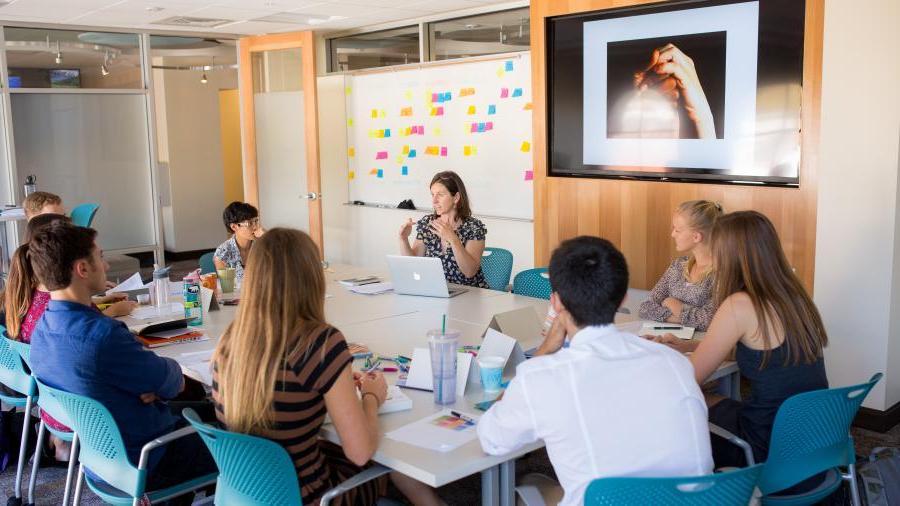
[345,53,533,220]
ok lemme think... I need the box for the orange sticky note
[467,105,476,115]
[348,171,355,180]
[402,145,410,155]
[426,146,439,155]
[377,130,385,138]
[521,141,531,152]
[523,102,533,110]
[369,168,378,175]
[348,147,355,157]
[400,107,413,117]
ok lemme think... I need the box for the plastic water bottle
[182,269,203,327]
[23,175,36,197]
[151,264,171,308]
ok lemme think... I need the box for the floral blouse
[214,236,247,283]
[639,256,718,331]
[415,214,489,288]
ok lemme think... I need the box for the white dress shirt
[477,324,713,506]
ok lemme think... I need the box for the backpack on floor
[858,447,900,506]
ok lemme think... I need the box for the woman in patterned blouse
[639,200,724,331]
[398,171,489,288]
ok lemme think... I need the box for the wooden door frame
[237,31,323,252]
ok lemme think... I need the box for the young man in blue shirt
[28,222,215,500]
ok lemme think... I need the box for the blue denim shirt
[30,300,183,469]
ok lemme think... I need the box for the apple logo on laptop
[413,272,421,281]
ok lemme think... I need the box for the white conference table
[133,264,738,506]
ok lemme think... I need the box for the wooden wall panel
[531,0,823,290]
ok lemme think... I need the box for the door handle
[300,192,322,200]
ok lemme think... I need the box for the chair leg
[72,464,85,506]
[26,421,46,506]
[13,397,34,501]
[846,463,861,506]
[62,433,79,506]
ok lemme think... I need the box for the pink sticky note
[431,93,439,103]
[500,88,509,98]
[440,146,448,157]
[470,123,479,133]
[376,151,388,160]
[437,106,444,116]
[524,170,534,181]
[418,126,425,135]
[486,122,493,131]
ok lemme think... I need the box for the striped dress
[213,326,387,505]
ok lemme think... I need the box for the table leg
[500,459,516,506]
[481,465,499,506]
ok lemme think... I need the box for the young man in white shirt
[477,236,713,506]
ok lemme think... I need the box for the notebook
[138,330,208,348]
[324,386,412,424]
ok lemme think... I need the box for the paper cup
[478,356,505,393]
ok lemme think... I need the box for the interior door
[238,31,322,252]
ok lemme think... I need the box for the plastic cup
[427,329,459,405]
[478,356,505,393]
[136,294,150,305]
[200,273,218,291]
[217,268,236,293]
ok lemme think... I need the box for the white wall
[154,63,236,253]
[815,0,900,410]
[316,74,535,278]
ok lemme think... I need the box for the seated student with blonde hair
[640,200,724,331]
[213,228,442,506]
[22,191,65,220]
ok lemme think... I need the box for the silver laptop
[386,255,468,298]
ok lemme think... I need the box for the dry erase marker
[450,410,476,424]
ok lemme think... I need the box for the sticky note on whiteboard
[400,107,412,117]
[377,169,384,178]
[402,145,410,155]
[505,60,514,72]
[500,88,509,98]
[376,151,388,160]
[401,166,409,176]
[440,146,448,157]
[521,141,531,152]
[524,170,534,181]
[371,109,378,118]
[348,147,355,157]
[488,104,497,115]
[467,105,476,115]
[348,171,355,180]
[409,149,417,158]
[512,88,523,98]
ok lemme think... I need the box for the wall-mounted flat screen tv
[547,0,805,186]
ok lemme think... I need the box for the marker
[450,411,476,424]
[651,326,682,330]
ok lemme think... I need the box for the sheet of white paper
[180,349,213,385]
[130,303,183,320]
[348,282,393,295]
[106,272,144,295]
[385,410,480,452]
[403,347,471,396]
[638,322,695,340]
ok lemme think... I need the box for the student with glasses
[214,201,266,284]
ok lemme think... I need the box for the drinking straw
[442,314,447,335]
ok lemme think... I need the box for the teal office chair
[70,203,100,227]
[584,464,764,506]
[0,330,38,506]
[711,373,882,506]
[183,408,391,506]
[35,379,217,506]
[7,337,81,506]
[199,252,216,275]
[512,268,551,300]
[481,247,513,291]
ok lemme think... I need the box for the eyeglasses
[236,218,260,228]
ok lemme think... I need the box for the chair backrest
[182,408,301,506]
[0,332,36,397]
[512,268,551,300]
[70,203,100,227]
[481,247,513,291]
[35,378,143,497]
[759,372,882,495]
[585,464,763,506]
[199,252,216,275]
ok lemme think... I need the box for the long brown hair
[711,211,827,367]
[4,213,71,339]
[213,228,328,433]
[677,200,723,279]
[430,171,473,220]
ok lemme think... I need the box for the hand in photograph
[633,43,716,139]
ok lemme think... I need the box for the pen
[363,359,381,373]
[450,410,476,424]
[651,326,682,330]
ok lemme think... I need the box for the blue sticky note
[488,104,496,115]
[401,166,408,176]
[408,149,417,158]
[505,61,514,72]
[512,88,523,98]
[477,122,485,132]
[384,128,391,137]
[443,92,451,101]
[377,169,384,178]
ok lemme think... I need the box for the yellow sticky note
[521,141,531,152]
[367,130,375,138]
[379,109,386,118]
[371,109,378,118]
[345,87,352,96]
[377,130,385,138]
[430,108,438,116]
[348,171,355,180]
[347,118,354,127]
[405,89,413,100]
[434,127,442,136]
[496,68,505,78]
[467,105,476,115]
[464,146,472,156]
[396,155,404,164]
[348,147,355,157]
[402,145,410,155]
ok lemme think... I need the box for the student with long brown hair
[640,200,723,330]
[651,211,828,468]
[213,228,442,506]
[399,171,489,288]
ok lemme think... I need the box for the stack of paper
[348,282,393,295]
[338,276,380,287]
[180,349,214,385]
[385,410,480,452]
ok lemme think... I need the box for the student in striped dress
[213,228,442,506]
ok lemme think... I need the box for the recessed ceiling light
[465,24,480,29]
[146,6,163,12]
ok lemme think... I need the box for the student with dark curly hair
[214,201,265,284]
